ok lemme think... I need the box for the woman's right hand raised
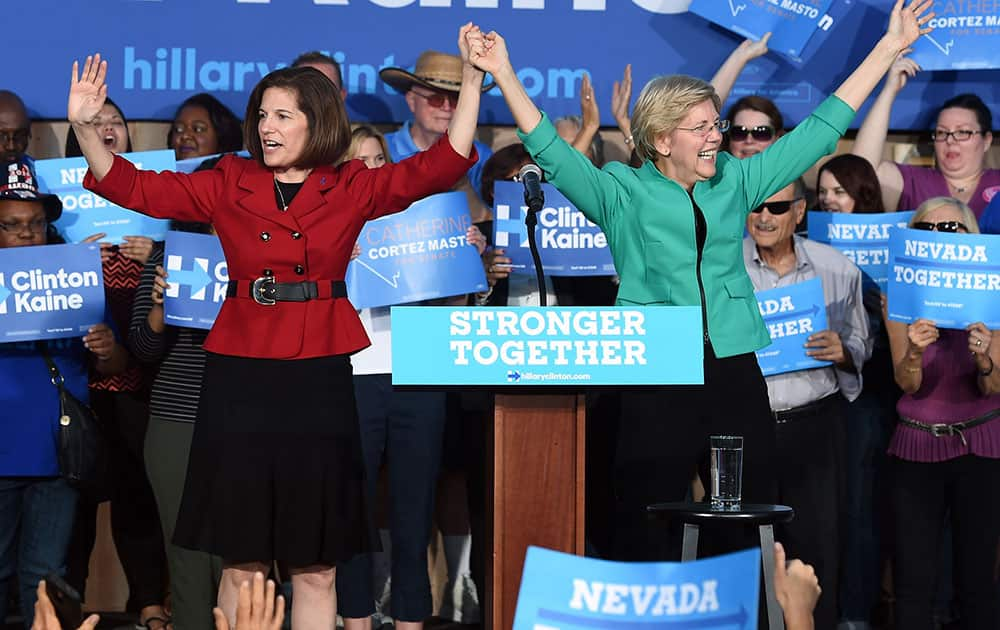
[884,56,920,96]
[469,31,511,78]
[69,54,109,125]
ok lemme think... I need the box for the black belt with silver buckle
[773,393,840,424]
[226,278,347,305]
[898,409,1000,447]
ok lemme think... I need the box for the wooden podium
[486,393,586,629]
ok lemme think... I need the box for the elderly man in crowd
[743,181,872,630]
[0,92,34,170]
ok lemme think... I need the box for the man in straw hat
[381,50,493,209]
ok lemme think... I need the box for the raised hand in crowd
[774,543,821,630]
[883,55,921,97]
[710,32,771,104]
[610,64,632,146]
[569,73,601,157]
[30,581,100,630]
[212,573,284,630]
[68,54,114,180]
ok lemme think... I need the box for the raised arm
[470,31,542,136]
[851,57,919,211]
[710,33,771,104]
[570,74,600,157]
[610,64,633,146]
[68,55,114,181]
[447,23,487,159]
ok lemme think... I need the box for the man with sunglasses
[743,181,872,630]
[381,50,493,213]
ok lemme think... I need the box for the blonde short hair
[910,196,980,234]
[631,75,722,163]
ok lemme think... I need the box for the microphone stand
[524,197,546,307]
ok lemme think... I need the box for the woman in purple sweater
[885,197,1000,630]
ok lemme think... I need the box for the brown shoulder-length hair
[816,154,885,214]
[244,66,351,169]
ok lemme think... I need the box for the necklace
[274,178,289,212]
[948,172,982,194]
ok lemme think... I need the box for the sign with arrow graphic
[0,243,105,342]
[688,0,834,64]
[35,150,176,244]
[163,231,228,330]
[493,181,616,277]
[347,192,488,309]
[910,10,1000,70]
[754,277,832,376]
[887,228,1000,329]
[512,546,760,630]
[808,210,914,290]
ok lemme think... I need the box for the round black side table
[647,502,795,630]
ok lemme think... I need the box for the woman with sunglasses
[470,1,933,562]
[854,57,999,217]
[884,197,1000,629]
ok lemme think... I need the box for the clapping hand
[610,64,632,139]
[68,54,108,126]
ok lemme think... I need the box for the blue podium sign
[493,181,616,277]
[347,192,488,309]
[390,306,704,386]
[911,11,1000,70]
[755,278,832,376]
[688,0,834,63]
[887,228,1000,329]
[35,150,176,244]
[513,546,760,630]
[163,231,228,330]
[0,243,105,342]
[807,211,914,290]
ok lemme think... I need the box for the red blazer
[85,136,477,360]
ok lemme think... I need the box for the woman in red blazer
[68,24,489,630]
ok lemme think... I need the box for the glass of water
[709,435,744,511]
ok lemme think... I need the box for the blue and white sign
[688,0,835,63]
[0,243,104,342]
[910,9,1000,70]
[493,181,615,277]
[347,192,487,309]
[35,150,177,244]
[513,546,760,630]
[755,278,832,376]
[162,231,228,330]
[887,228,1000,329]
[807,211,915,290]
[391,306,704,386]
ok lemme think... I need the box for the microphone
[519,163,545,214]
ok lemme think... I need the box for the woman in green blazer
[465,1,933,560]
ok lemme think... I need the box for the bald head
[0,90,30,164]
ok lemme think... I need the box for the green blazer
[518,95,855,358]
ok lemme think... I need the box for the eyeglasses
[411,90,459,109]
[751,199,801,215]
[675,119,730,137]
[913,220,968,233]
[930,129,985,143]
[729,125,776,142]
[0,218,47,234]
[0,129,30,146]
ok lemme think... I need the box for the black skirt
[173,352,372,566]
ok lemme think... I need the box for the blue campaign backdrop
[7,1,997,131]
[347,192,487,309]
[807,210,915,289]
[688,0,834,64]
[513,546,760,630]
[887,228,1000,329]
[755,277,832,376]
[493,181,616,277]
[911,8,1000,70]
[163,231,229,330]
[35,150,176,244]
[0,243,105,342]
[390,306,704,386]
